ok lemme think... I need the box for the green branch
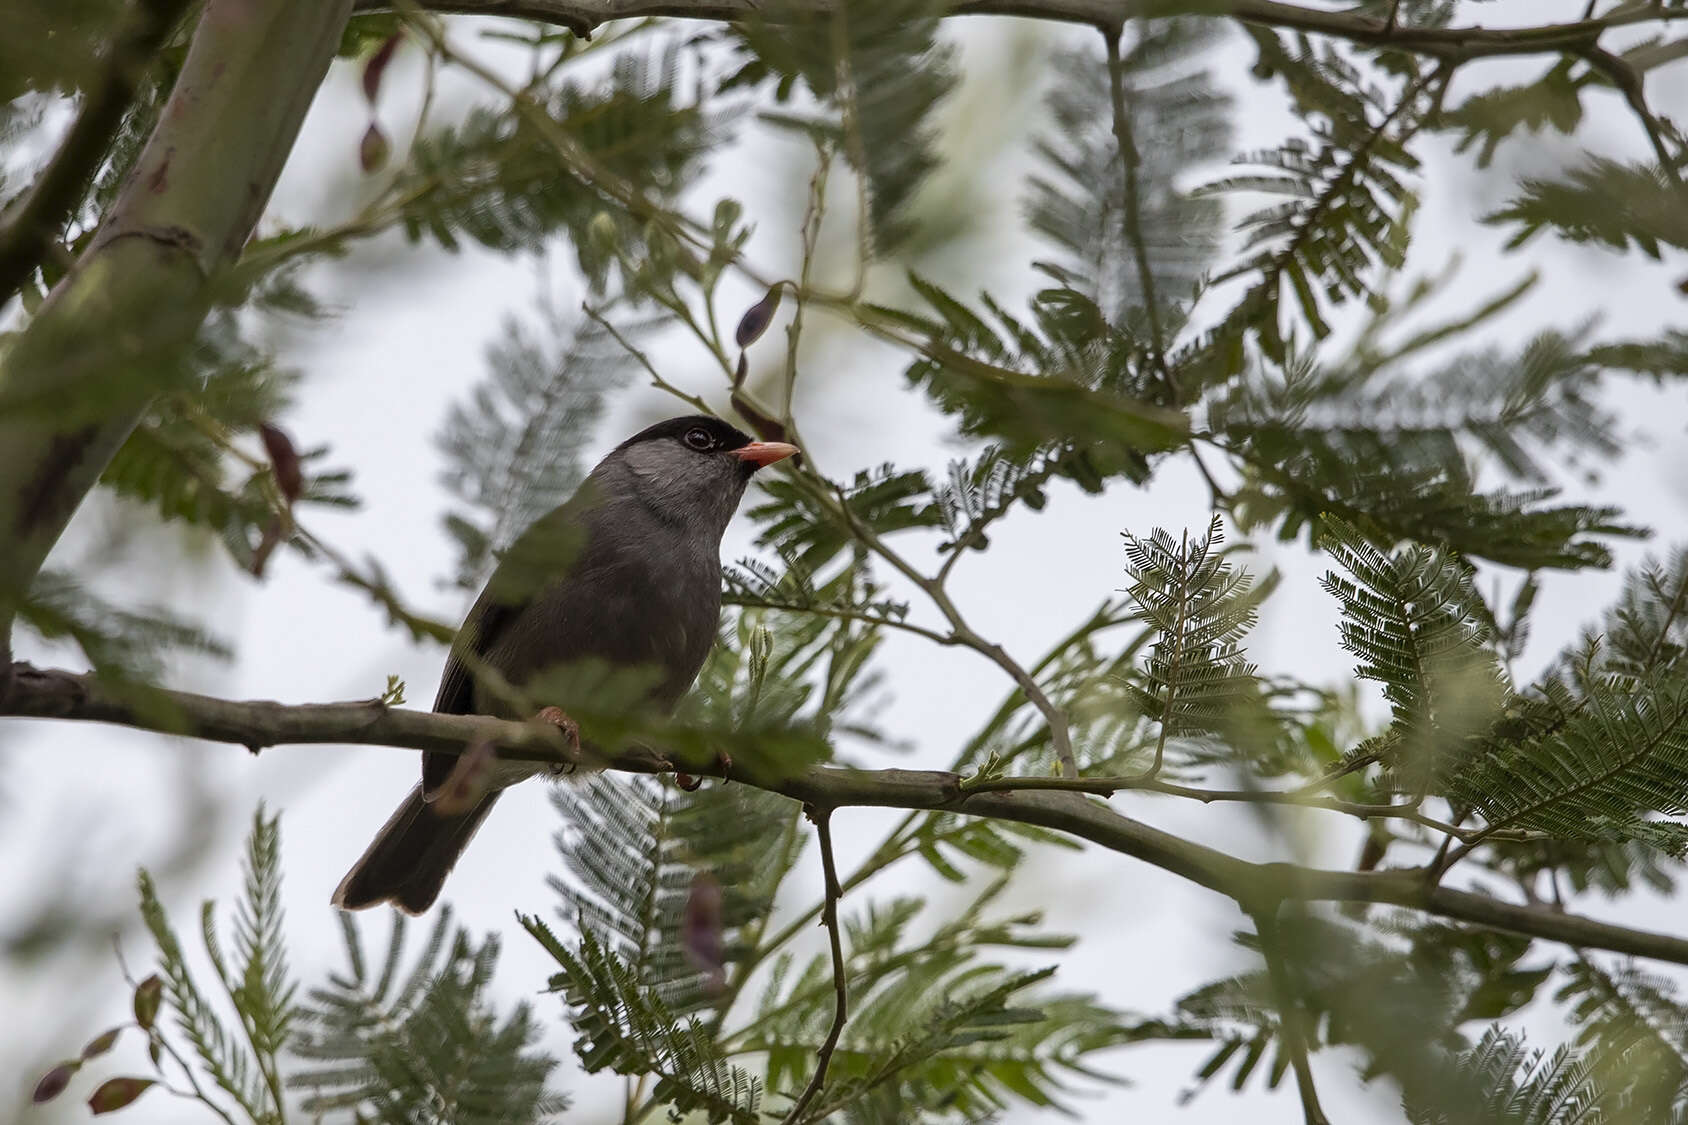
[0,0,195,303]
[373,0,1688,61]
[10,662,1688,969]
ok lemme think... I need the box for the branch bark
[0,0,354,667]
[9,661,1688,969]
[0,0,196,304]
[370,0,1688,60]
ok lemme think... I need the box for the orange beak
[732,441,799,469]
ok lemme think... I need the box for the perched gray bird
[332,415,798,914]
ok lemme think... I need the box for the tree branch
[1580,44,1682,184]
[783,806,847,1124]
[10,662,1688,969]
[0,0,195,304]
[368,0,1688,61]
[0,0,354,668]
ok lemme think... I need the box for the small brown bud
[132,975,163,1031]
[359,121,391,173]
[82,1027,122,1059]
[88,1077,154,1114]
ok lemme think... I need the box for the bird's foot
[673,750,733,793]
[533,706,582,777]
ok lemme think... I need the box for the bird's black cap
[617,415,752,453]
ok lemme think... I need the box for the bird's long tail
[331,785,500,915]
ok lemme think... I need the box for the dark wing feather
[424,597,520,795]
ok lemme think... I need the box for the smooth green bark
[0,0,354,661]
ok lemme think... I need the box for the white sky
[8,3,1688,1123]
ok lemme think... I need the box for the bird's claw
[534,706,582,778]
[672,750,734,793]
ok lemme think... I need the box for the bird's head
[600,415,798,540]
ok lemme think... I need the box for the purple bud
[735,284,783,349]
[681,872,726,994]
[33,1061,78,1104]
[362,33,403,106]
[258,423,304,505]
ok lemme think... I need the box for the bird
[332,414,798,914]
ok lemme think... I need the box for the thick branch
[0,0,354,666]
[371,0,1688,60]
[0,0,195,303]
[9,662,1688,969]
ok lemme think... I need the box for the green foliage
[748,462,940,576]
[1120,515,1269,771]
[17,568,228,682]
[1399,1028,1603,1125]
[735,885,1126,1120]
[1490,158,1688,256]
[1558,956,1688,1120]
[1026,20,1232,325]
[548,775,801,1015]
[1131,914,1553,1108]
[95,309,356,569]
[436,304,634,592]
[292,910,565,1124]
[1447,665,1688,854]
[1320,520,1507,788]
[888,278,1182,514]
[526,922,764,1123]
[397,43,710,291]
[1442,59,1585,169]
[1198,32,1438,362]
[136,807,296,1124]
[729,0,955,251]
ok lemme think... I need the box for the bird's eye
[683,427,714,451]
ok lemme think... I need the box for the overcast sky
[9,3,1688,1122]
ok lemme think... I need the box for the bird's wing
[424,593,519,795]
[423,501,595,793]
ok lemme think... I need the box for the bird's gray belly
[477,551,721,718]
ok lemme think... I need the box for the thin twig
[825,0,872,301]
[958,772,1499,840]
[816,476,1079,777]
[783,141,831,435]
[784,806,848,1123]
[582,302,713,413]
[1580,45,1682,184]
[1255,907,1330,1125]
[1102,26,1175,401]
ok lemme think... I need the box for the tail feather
[331,785,500,915]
